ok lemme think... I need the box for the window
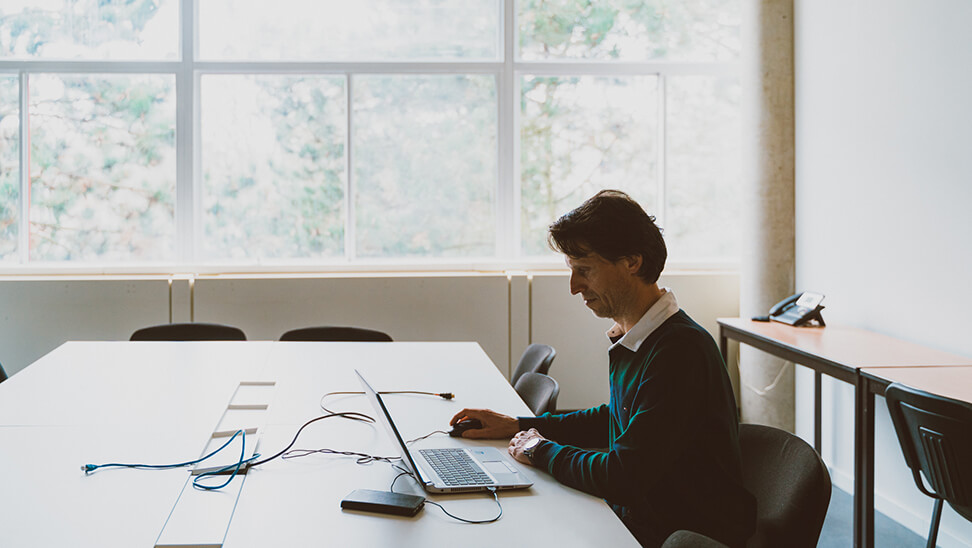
[0,0,740,270]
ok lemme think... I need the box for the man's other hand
[509,428,547,466]
[449,408,519,439]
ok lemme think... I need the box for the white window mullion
[345,73,355,262]
[18,71,29,264]
[657,73,667,227]
[497,0,516,260]
[175,0,196,264]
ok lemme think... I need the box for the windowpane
[0,0,178,60]
[665,75,740,262]
[28,74,176,261]
[520,75,658,256]
[0,76,18,261]
[201,75,347,261]
[200,0,500,61]
[518,0,740,61]
[353,75,496,259]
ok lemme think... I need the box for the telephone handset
[753,291,826,327]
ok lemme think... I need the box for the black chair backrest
[279,326,393,342]
[739,423,831,548]
[886,382,972,523]
[514,372,559,415]
[130,322,247,341]
[511,343,556,386]
[0,362,7,384]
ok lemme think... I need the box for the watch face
[524,437,542,454]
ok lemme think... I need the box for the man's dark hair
[547,189,667,284]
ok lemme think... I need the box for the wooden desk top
[861,366,972,402]
[718,318,972,369]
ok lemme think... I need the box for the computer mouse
[449,418,483,437]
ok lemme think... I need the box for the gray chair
[510,343,556,386]
[886,382,972,548]
[514,372,559,415]
[279,326,392,342]
[663,424,831,548]
[130,322,247,341]
[661,530,728,548]
[740,423,831,548]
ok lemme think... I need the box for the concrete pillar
[739,0,796,430]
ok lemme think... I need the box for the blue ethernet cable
[81,429,258,491]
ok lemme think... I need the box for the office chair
[661,530,728,548]
[740,423,831,548]
[279,326,393,342]
[0,361,7,384]
[662,424,830,548]
[130,322,247,341]
[514,372,559,415]
[886,382,972,548]
[510,343,556,386]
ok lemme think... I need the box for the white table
[0,341,638,547]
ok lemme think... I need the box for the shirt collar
[606,288,679,352]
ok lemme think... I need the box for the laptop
[355,369,533,493]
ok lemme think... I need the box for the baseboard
[829,466,970,547]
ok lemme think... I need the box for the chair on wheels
[514,372,559,415]
[885,382,972,548]
[279,326,393,342]
[510,343,556,386]
[662,423,831,548]
[130,322,247,341]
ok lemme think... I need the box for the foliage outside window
[0,0,740,269]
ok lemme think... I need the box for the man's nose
[569,274,583,295]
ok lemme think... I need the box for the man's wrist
[522,437,543,462]
[517,416,543,432]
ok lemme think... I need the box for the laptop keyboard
[419,448,493,486]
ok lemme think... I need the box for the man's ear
[622,255,643,275]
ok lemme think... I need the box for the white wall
[532,271,740,409]
[795,1,972,545]
[0,272,739,412]
[0,278,170,375]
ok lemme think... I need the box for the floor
[817,485,925,547]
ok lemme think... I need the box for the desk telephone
[753,291,826,327]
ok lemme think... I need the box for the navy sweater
[520,310,756,547]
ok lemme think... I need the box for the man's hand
[508,428,547,466]
[449,408,519,439]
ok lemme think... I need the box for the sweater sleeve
[529,331,706,506]
[517,404,609,449]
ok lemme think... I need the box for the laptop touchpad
[483,461,514,475]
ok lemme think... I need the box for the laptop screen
[354,370,425,482]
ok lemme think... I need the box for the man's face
[565,252,639,321]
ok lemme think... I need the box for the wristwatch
[522,437,543,462]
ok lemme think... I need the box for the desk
[861,366,972,403]
[717,318,972,548]
[0,341,638,548]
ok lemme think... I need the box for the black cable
[406,430,449,444]
[278,427,445,465]
[249,411,374,468]
[389,464,503,524]
[282,448,400,465]
[319,390,454,420]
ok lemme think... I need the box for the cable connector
[438,392,454,400]
[82,464,98,474]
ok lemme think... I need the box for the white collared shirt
[606,288,680,352]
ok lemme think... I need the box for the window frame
[0,0,740,274]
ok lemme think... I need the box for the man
[450,190,756,547]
